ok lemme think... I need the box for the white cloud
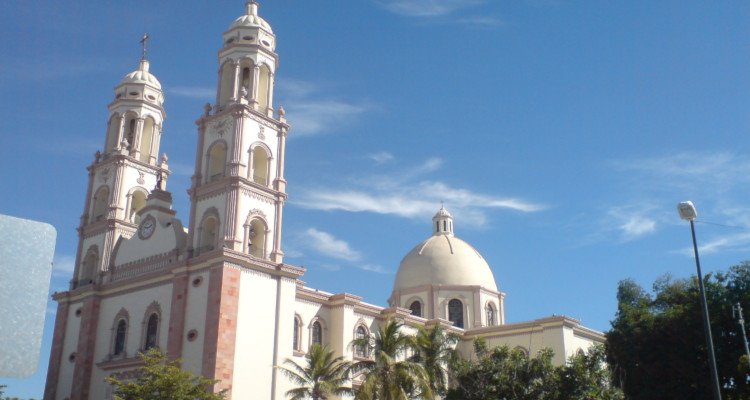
[169,86,215,99]
[369,152,395,164]
[376,0,485,17]
[673,231,750,257]
[302,228,362,262]
[294,158,545,227]
[620,215,657,238]
[359,264,390,274]
[284,100,370,137]
[457,16,504,27]
[276,79,372,137]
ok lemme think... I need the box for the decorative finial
[246,1,259,16]
[440,200,445,209]
[140,33,150,60]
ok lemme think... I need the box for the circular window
[243,36,254,41]
[75,308,82,317]
[116,93,122,99]
[261,40,270,47]
[226,38,235,44]
[192,277,203,287]
[187,330,199,342]
[68,352,76,362]
[129,92,139,96]
[146,94,156,101]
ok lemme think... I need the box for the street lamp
[677,201,722,400]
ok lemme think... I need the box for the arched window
[258,65,270,111]
[80,249,98,286]
[207,142,226,183]
[124,114,137,152]
[355,326,368,358]
[293,317,301,351]
[448,299,464,328]
[114,319,127,356]
[239,59,254,100]
[218,61,235,107]
[129,190,147,224]
[105,114,121,154]
[144,313,158,350]
[312,321,322,346]
[199,216,219,253]
[247,218,267,259]
[485,302,495,327]
[92,186,109,222]
[409,300,422,317]
[139,117,155,163]
[251,146,270,186]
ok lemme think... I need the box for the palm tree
[409,325,460,396]
[277,344,352,400]
[352,319,433,400]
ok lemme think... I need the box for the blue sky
[2,1,750,397]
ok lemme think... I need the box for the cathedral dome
[230,2,273,33]
[120,60,162,90]
[393,207,499,292]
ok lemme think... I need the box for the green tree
[276,343,352,400]
[352,318,433,400]
[409,324,459,396]
[106,348,226,400]
[554,345,624,400]
[606,262,750,400]
[446,340,556,400]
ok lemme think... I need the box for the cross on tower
[140,33,150,60]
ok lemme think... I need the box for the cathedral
[43,3,603,400]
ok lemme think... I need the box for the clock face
[140,216,156,239]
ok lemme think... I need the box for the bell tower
[72,38,169,289]
[187,2,289,263]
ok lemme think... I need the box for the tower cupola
[432,205,454,236]
[215,2,278,114]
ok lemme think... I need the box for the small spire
[246,1,259,16]
[140,33,150,60]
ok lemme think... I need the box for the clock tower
[71,45,169,289]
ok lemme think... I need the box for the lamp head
[677,201,697,221]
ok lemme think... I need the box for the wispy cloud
[606,151,750,246]
[604,206,659,241]
[276,79,372,137]
[672,232,750,257]
[369,152,395,164]
[2,56,112,83]
[169,86,215,99]
[301,228,362,262]
[359,264,390,274]
[295,157,545,227]
[53,255,76,276]
[376,0,486,17]
[457,16,504,28]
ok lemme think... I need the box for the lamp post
[732,303,750,370]
[677,201,722,400]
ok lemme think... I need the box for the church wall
[88,283,174,400]
[231,267,281,399]
[271,277,300,400]
[181,271,210,375]
[55,301,83,399]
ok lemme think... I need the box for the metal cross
[140,33,150,60]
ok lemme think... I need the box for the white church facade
[43,3,604,400]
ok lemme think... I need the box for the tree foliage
[277,343,352,400]
[408,324,460,396]
[446,340,622,400]
[106,348,226,400]
[606,262,750,400]
[352,318,433,400]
